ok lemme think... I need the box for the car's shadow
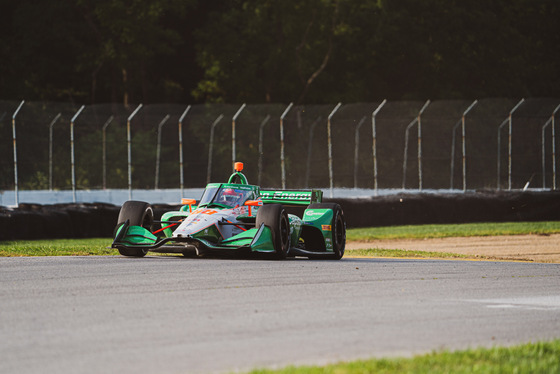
[140,252,424,264]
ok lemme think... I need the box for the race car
[111,162,346,259]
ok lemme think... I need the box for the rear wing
[259,189,323,206]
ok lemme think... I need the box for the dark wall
[1,191,559,241]
[328,191,560,228]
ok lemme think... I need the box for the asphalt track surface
[1,256,559,374]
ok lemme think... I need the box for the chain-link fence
[1,98,559,197]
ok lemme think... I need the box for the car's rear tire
[116,201,153,257]
[307,203,346,259]
[256,204,290,259]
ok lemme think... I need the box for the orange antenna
[234,162,244,172]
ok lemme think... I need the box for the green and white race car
[112,162,346,259]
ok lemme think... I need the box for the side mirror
[245,200,263,215]
[181,198,196,213]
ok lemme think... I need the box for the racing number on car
[202,209,218,215]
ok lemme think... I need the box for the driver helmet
[221,188,241,204]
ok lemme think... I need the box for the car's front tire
[116,200,153,257]
[256,204,290,259]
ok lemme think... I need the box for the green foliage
[1,1,558,104]
[194,0,346,103]
[194,0,560,103]
[0,0,197,103]
[21,171,49,190]
[246,340,560,374]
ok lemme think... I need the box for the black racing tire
[308,203,346,260]
[116,200,154,257]
[256,204,290,259]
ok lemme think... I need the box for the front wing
[112,219,277,254]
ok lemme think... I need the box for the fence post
[327,102,342,198]
[542,104,560,189]
[461,100,478,191]
[449,118,461,190]
[127,104,143,200]
[402,118,418,189]
[155,115,170,189]
[507,98,525,190]
[101,116,114,190]
[48,112,62,191]
[542,116,553,189]
[258,115,271,186]
[207,114,224,184]
[232,103,246,169]
[11,100,25,207]
[496,118,508,190]
[353,116,367,189]
[553,104,560,190]
[305,116,322,188]
[178,106,191,198]
[402,100,430,190]
[417,100,430,191]
[70,105,85,203]
[371,99,387,195]
[280,103,293,189]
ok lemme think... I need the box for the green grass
[347,221,560,241]
[348,248,478,260]
[0,238,117,257]
[1,221,558,257]
[247,340,560,374]
[0,239,485,259]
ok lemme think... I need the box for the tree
[193,0,365,104]
[75,0,194,105]
[1,0,558,104]
[364,0,560,100]
[0,1,89,101]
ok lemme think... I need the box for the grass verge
[0,238,117,256]
[347,221,560,241]
[0,240,481,260]
[247,340,560,374]
[347,248,478,260]
[1,221,558,257]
